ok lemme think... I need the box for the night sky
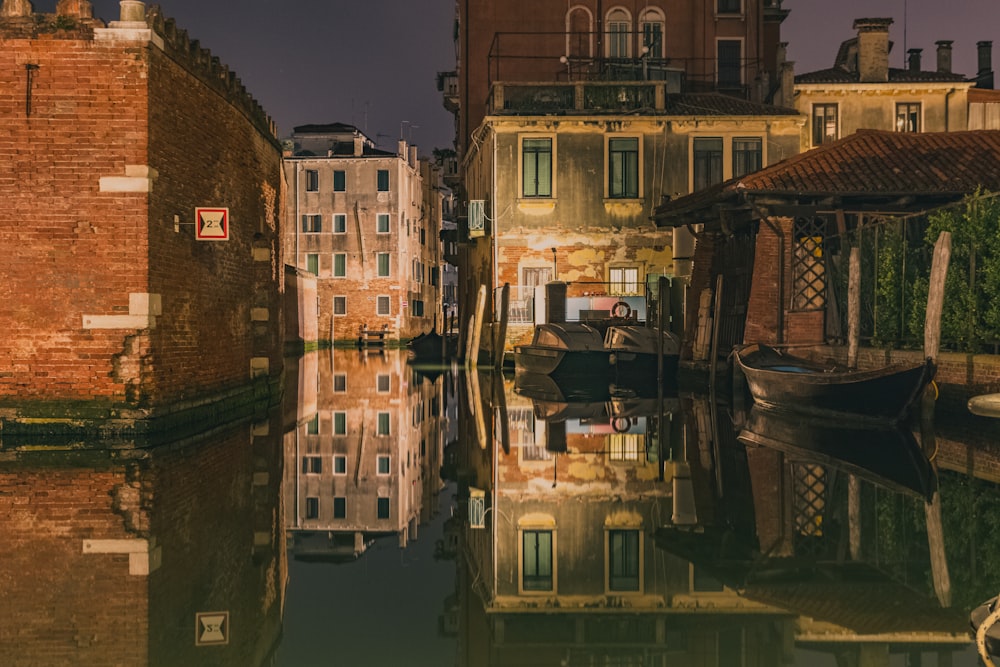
[82,0,999,153]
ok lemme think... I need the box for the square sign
[195,611,229,646]
[195,207,230,241]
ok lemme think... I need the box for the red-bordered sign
[195,207,230,241]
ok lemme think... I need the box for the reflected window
[333,454,346,474]
[302,456,322,474]
[608,529,640,591]
[377,374,390,392]
[522,530,554,591]
[609,433,642,461]
[334,411,347,435]
[305,497,319,519]
[377,454,391,475]
[333,373,346,392]
[377,213,390,234]
[377,412,391,436]
[333,296,346,316]
[377,295,390,316]
[377,497,390,519]
[334,253,347,278]
[609,266,640,296]
[333,213,346,234]
[307,414,319,435]
[333,170,345,192]
[333,497,346,519]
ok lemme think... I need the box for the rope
[977,597,1000,667]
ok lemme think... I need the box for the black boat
[737,405,937,501]
[513,322,611,382]
[407,327,457,364]
[733,343,935,424]
[604,325,680,389]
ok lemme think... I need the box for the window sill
[517,198,556,213]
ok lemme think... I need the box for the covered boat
[514,322,610,382]
[605,325,680,388]
[734,344,934,424]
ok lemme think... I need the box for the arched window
[638,7,665,59]
[565,6,593,59]
[605,7,632,59]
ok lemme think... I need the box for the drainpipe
[294,163,301,270]
[944,87,955,131]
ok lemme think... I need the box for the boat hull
[735,345,934,424]
[514,346,611,382]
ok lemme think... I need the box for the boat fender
[612,417,632,433]
[608,353,617,365]
[611,301,632,319]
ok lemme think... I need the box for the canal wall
[0,4,284,434]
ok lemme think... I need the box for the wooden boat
[971,596,1000,658]
[514,322,611,382]
[737,406,937,501]
[406,327,457,364]
[969,393,1000,418]
[604,325,680,388]
[733,343,935,424]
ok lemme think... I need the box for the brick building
[282,124,442,344]
[0,1,284,434]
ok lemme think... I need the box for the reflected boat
[971,596,1000,657]
[605,325,680,388]
[734,343,935,424]
[737,405,936,500]
[513,322,611,381]
[514,369,611,403]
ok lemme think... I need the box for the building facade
[0,1,284,433]
[282,124,442,344]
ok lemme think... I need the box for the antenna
[903,0,908,68]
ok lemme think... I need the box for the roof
[796,66,970,85]
[662,93,800,116]
[654,129,1000,223]
[292,122,363,135]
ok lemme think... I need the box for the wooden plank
[847,247,860,369]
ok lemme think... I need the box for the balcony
[437,71,459,113]
[488,80,674,115]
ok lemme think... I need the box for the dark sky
[83,0,999,154]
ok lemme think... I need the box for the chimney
[936,40,953,73]
[854,18,893,83]
[978,40,994,89]
[907,48,922,72]
[353,136,364,157]
[398,139,407,159]
[1,0,33,17]
[119,0,145,23]
[409,146,418,168]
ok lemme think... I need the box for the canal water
[2,347,999,665]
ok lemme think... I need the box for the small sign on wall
[195,207,230,241]
[195,611,229,646]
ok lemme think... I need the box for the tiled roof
[292,122,362,134]
[796,66,969,85]
[654,129,1000,222]
[663,93,800,116]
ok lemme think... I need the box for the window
[333,373,346,392]
[377,169,389,191]
[333,497,346,518]
[717,0,741,13]
[306,414,319,435]
[377,412,390,436]
[608,137,639,199]
[301,456,322,474]
[812,104,838,146]
[301,214,322,233]
[333,170,346,192]
[606,8,631,59]
[333,454,347,474]
[608,530,640,591]
[305,497,319,519]
[377,213,390,234]
[693,137,723,190]
[522,530,553,591]
[377,295,390,316]
[333,411,347,435]
[732,137,763,178]
[522,137,552,198]
[377,253,390,277]
[333,296,346,316]
[306,254,319,275]
[333,214,346,234]
[566,6,592,59]
[377,497,390,519]
[413,300,424,317]
[896,102,921,133]
[334,253,347,277]
[639,9,664,58]
[377,374,390,393]
[717,40,742,89]
[305,169,319,191]
[610,266,640,295]
[377,454,391,475]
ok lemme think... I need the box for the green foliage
[872,223,905,347]
[938,472,1000,610]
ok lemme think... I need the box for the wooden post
[847,246,860,369]
[708,274,724,396]
[658,276,669,385]
[469,285,488,369]
[923,230,952,608]
[494,283,510,370]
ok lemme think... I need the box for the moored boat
[734,344,934,424]
[605,325,680,388]
[514,322,611,382]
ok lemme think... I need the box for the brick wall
[0,12,283,425]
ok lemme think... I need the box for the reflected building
[451,374,978,665]
[283,349,445,561]
[0,411,285,666]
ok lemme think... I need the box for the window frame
[333,373,347,392]
[377,373,391,393]
[609,265,641,296]
[732,136,763,179]
[333,496,346,518]
[376,412,391,436]
[519,135,555,199]
[606,135,641,200]
[692,136,724,191]
[377,213,390,234]
[716,0,742,15]
[638,8,665,59]
[333,253,347,278]
[301,455,322,475]
[605,7,632,59]
[333,454,347,475]
[607,528,642,592]
[521,529,555,592]
[305,253,319,276]
[333,411,347,435]
[896,102,921,133]
[305,496,320,520]
[376,295,391,316]
[333,213,347,234]
[377,252,390,277]
[333,296,347,316]
[377,169,390,192]
[377,496,390,519]
[333,170,346,192]
[812,103,839,146]
[305,169,319,192]
[301,214,323,234]
[716,38,744,89]
[377,454,391,475]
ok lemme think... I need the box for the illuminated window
[812,104,838,145]
[610,266,640,296]
[522,530,554,591]
[896,102,921,132]
[522,137,552,198]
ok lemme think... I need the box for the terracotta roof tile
[664,93,800,116]
[796,66,969,85]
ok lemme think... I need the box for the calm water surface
[3,347,999,666]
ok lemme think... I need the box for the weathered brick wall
[0,458,149,665]
[0,13,283,418]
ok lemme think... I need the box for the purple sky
[82,1,999,153]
